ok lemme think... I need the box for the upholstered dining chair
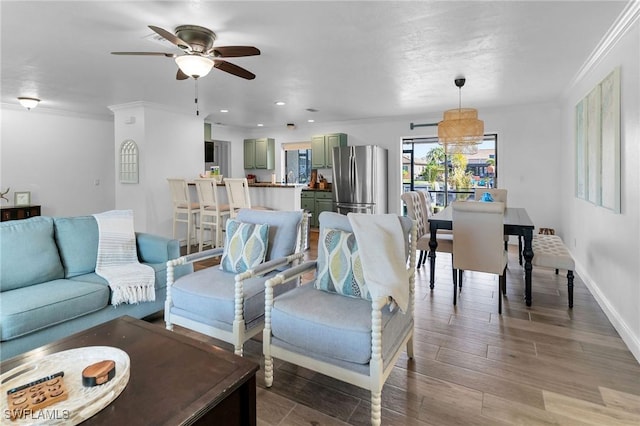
[416,189,452,267]
[452,201,508,313]
[165,209,305,355]
[473,187,522,262]
[167,178,200,254]
[401,191,453,270]
[263,211,416,426]
[194,178,231,251]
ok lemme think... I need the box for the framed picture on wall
[574,66,621,213]
[599,67,621,213]
[586,84,601,205]
[575,99,587,200]
[14,191,31,206]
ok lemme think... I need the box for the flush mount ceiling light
[437,77,484,155]
[175,55,214,79]
[18,97,40,110]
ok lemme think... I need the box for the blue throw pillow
[220,220,269,273]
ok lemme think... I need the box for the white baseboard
[575,259,640,363]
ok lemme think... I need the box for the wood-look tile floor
[163,230,640,425]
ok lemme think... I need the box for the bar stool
[224,178,271,218]
[167,178,199,254]
[194,178,231,251]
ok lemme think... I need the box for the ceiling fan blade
[176,69,190,80]
[214,60,256,80]
[111,52,176,57]
[212,46,260,58]
[148,25,192,51]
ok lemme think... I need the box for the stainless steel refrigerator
[332,145,388,214]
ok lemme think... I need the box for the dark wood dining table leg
[522,228,534,306]
[429,225,438,289]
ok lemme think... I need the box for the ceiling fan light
[18,97,40,110]
[175,55,214,78]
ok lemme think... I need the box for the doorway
[205,140,231,178]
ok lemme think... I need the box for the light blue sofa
[0,215,190,361]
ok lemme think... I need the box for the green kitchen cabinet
[244,138,275,169]
[301,191,315,225]
[311,133,347,168]
[301,190,335,228]
[315,192,335,226]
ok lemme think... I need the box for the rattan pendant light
[438,78,484,155]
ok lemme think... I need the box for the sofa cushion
[69,261,169,291]
[314,227,370,300]
[220,220,269,273]
[53,216,99,278]
[0,279,109,341]
[236,209,302,262]
[271,283,413,365]
[0,217,64,291]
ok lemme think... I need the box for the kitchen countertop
[249,183,306,188]
[302,187,333,192]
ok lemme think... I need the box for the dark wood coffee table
[0,316,258,425]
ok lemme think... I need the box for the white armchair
[165,209,304,355]
[262,211,416,426]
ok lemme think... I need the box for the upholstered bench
[532,234,575,308]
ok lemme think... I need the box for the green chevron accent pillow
[220,220,269,273]
[314,228,370,300]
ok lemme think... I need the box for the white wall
[110,102,205,237]
[560,19,640,360]
[0,107,115,216]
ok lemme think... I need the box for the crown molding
[567,0,640,91]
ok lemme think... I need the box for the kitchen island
[246,183,305,211]
[189,181,305,211]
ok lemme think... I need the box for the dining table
[428,205,536,306]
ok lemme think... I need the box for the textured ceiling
[0,1,627,127]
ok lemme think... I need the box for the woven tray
[1,346,130,425]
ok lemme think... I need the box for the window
[283,142,312,183]
[402,135,497,210]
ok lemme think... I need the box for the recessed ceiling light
[257,123,264,127]
[274,101,286,106]
[220,109,228,113]
[307,119,315,123]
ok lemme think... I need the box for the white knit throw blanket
[93,210,155,306]
[347,213,410,313]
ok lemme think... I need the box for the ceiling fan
[112,25,260,80]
